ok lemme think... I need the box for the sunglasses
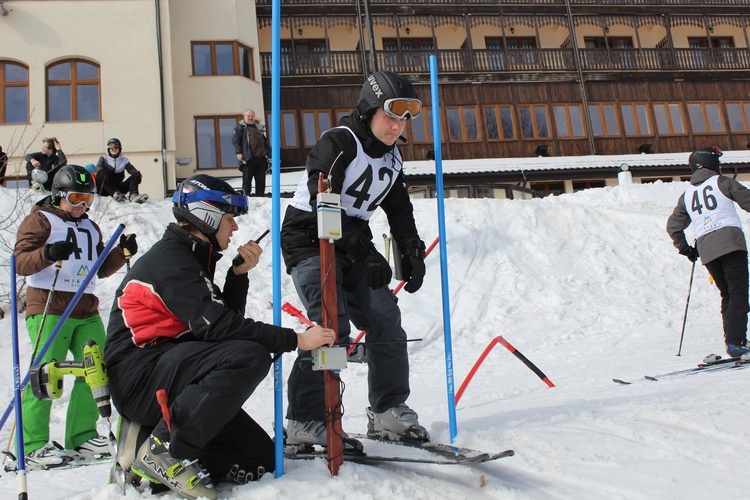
[65,192,95,207]
[384,98,422,119]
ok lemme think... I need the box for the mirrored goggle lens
[384,98,422,119]
[66,192,94,207]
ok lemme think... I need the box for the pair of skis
[613,355,750,385]
[284,433,514,466]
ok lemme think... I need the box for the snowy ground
[0,180,748,499]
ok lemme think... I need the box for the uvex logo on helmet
[367,75,384,99]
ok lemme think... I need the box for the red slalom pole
[455,335,554,405]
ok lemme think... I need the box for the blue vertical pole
[429,55,458,443]
[10,255,29,498]
[271,0,284,478]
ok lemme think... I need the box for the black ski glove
[402,240,426,293]
[680,246,699,263]
[119,233,138,257]
[362,247,392,290]
[44,241,75,262]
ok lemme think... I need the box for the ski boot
[367,404,430,444]
[286,420,363,454]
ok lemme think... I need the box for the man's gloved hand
[362,247,392,289]
[119,234,138,258]
[680,246,699,263]
[402,240,426,293]
[44,241,75,262]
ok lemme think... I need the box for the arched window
[46,59,100,122]
[1,61,29,123]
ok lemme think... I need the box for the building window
[518,105,550,139]
[688,102,725,134]
[383,38,434,69]
[335,109,352,125]
[408,107,433,143]
[301,110,332,147]
[47,59,100,122]
[572,180,606,192]
[195,115,240,169]
[483,105,515,140]
[588,103,619,137]
[530,181,564,197]
[725,101,750,132]
[653,102,686,135]
[1,61,28,124]
[621,103,651,136]
[192,41,254,79]
[446,106,480,142]
[266,111,300,148]
[553,104,586,138]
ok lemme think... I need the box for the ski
[2,451,112,473]
[613,356,749,385]
[284,444,513,466]
[347,433,502,464]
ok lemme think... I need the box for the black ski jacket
[281,111,421,273]
[105,223,298,377]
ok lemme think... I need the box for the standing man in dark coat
[231,109,268,197]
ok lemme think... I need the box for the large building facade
[2,1,750,199]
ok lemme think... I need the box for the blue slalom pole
[429,55,458,443]
[10,255,29,498]
[0,223,125,434]
[271,0,284,477]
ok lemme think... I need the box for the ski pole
[156,389,172,433]
[0,223,125,434]
[10,255,29,499]
[347,235,440,355]
[676,256,697,356]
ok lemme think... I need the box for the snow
[1,180,748,499]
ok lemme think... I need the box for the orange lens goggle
[66,192,95,207]
[384,98,422,119]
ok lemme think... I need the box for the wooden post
[318,173,344,475]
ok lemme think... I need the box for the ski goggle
[172,188,249,216]
[710,145,723,157]
[63,191,95,207]
[384,98,422,119]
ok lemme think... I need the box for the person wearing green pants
[13,165,136,469]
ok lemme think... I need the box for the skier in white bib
[667,146,750,358]
[282,71,429,448]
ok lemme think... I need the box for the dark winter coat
[105,223,299,373]
[14,200,127,318]
[231,121,268,163]
[24,149,67,183]
[667,168,750,264]
[280,111,421,273]
[95,155,141,184]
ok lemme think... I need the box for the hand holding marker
[232,229,270,267]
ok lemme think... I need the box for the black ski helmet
[106,138,122,158]
[356,71,419,122]
[689,146,722,173]
[172,174,248,237]
[51,165,96,202]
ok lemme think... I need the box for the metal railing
[255,0,750,6]
[260,47,750,77]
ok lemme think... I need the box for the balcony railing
[260,47,750,77]
[255,0,750,6]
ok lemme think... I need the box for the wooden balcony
[255,0,750,6]
[260,47,750,80]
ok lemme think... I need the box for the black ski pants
[286,255,410,422]
[240,158,266,197]
[96,172,141,197]
[110,339,275,478]
[705,250,750,346]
